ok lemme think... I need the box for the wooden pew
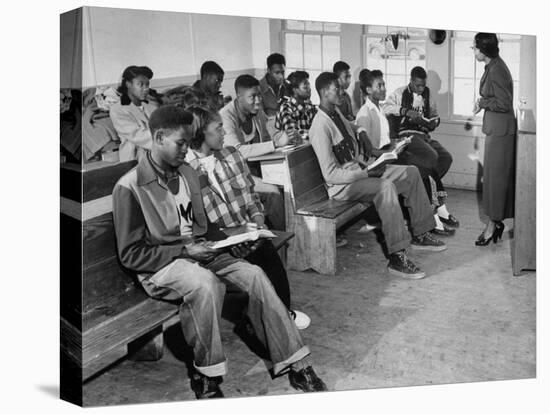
[60,160,294,404]
[285,146,369,275]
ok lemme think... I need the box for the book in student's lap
[366,136,412,171]
[210,229,277,249]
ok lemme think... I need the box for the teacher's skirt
[482,132,516,221]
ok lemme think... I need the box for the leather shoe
[190,372,224,399]
[431,225,455,236]
[439,214,459,228]
[288,366,327,392]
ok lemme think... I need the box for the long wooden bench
[60,160,294,405]
[286,145,370,275]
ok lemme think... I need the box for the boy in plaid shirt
[186,106,311,330]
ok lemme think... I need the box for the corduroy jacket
[112,154,224,275]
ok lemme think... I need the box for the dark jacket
[479,56,516,136]
[112,154,224,275]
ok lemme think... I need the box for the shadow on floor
[36,384,59,399]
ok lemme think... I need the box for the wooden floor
[82,189,536,406]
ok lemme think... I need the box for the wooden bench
[60,160,294,405]
[285,145,369,275]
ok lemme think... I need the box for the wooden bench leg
[128,325,164,361]
[287,214,337,275]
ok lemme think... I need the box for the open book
[421,115,439,123]
[366,136,412,171]
[210,229,277,249]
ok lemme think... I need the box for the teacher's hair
[474,33,500,59]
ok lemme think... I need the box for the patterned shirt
[319,106,357,165]
[274,96,317,132]
[186,146,265,228]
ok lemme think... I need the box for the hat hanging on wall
[385,31,409,51]
[429,30,447,45]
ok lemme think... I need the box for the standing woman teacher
[472,33,516,246]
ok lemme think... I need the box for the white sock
[437,204,450,219]
[434,214,444,230]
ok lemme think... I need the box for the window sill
[440,118,483,127]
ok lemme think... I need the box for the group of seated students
[109,53,459,399]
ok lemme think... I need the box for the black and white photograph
[57,3,538,406]
[4,0,548,413]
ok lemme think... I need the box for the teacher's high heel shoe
[475,221,505,246]
[492,221,505,243]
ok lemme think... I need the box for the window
[452,31,520,119]
[363,26,428,98]
[283,20,341,104]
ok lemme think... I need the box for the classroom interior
[60,7,537,406]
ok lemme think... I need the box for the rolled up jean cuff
[272,345,311,375]
[386,238,411,255]
[194,359,228,377]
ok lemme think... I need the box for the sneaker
[288,366,327,392]
[190,372,224,399]
[387,250,426,279]
[336,235,348,248]
[290,309,311,330]
[411,232,447,252]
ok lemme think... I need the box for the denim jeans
[333,165,435,254]
[398,135,453,205]
[245,240,291,309]
[138,253,309,377]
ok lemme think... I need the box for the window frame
[281,20,342,72]
[361,26,429,107]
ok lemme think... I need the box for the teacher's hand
[473,99,482,115]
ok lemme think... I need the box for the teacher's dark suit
[479,56,516,221]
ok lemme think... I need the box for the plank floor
[82,189,536,406]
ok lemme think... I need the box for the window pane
[309,70,323,105]
[454,78,475,116]
[407,27,428,38]
[454,39,475,78]
[405,38,426,70]
[285,33,303,68]
[385,74,407,95]
[388,26,407,35]
[322,35,340,71]
[406,57,426,76]
[454,30,475,39]
[365,35,386,67]
[305,21,323,31]
[386,56,406,76]
[499,33,521,40]
[304,34,322,69]
[286,20,305,31]
[474,59,484,81]
[474,77,481,99]
[499,41,521,80]
[366,25,387,35]
[323,22,341,32]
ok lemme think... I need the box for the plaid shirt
[274,96,317,131]
[186,146,265,228]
